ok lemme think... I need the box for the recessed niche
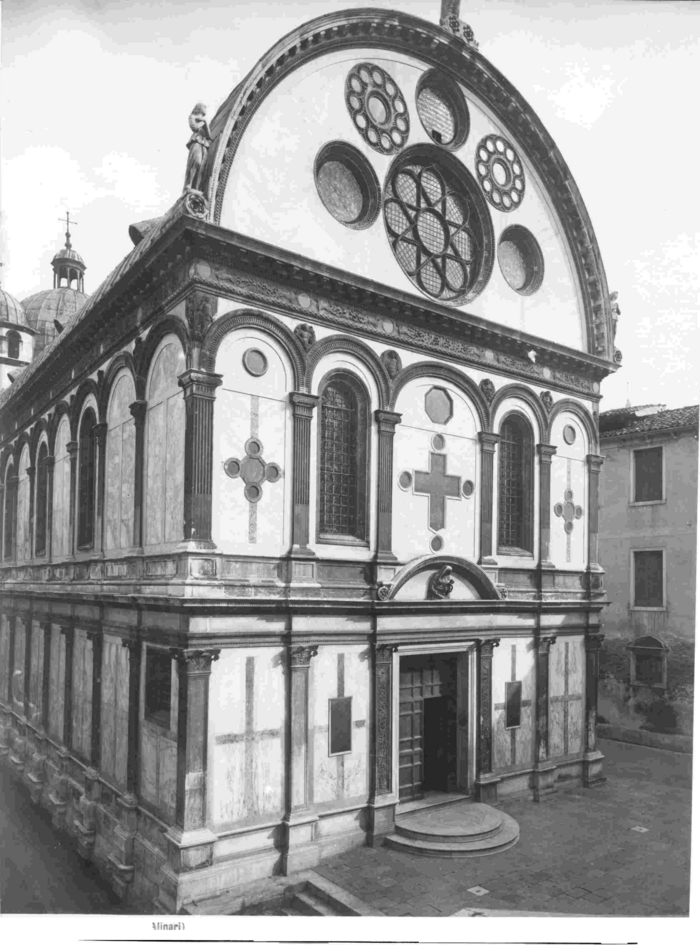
[314,141,380,230]
[416,69,470,150]
[497,225,544,296]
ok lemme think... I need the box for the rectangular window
[633,549,664,608]
[633,446,663,503]
[145,648,172,726]
[505,681,522,729]
[328,696,352,755]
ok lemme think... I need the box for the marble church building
[0,2,618,913]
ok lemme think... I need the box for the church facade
[0,4,617,913]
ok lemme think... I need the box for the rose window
[345,63,410,154]
[475,134,525,211]
[383,146,493,304]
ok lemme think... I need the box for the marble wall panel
[164,393,185,543]
[159,736,177,819]
[105,427,122,551]
[145,401,165,546]
[550,454,587,570]
[140,724,158,801]
[48,626,65,742]
[549,701,566,758]
[492,637,535,770]
[120,420,136,549]
[100,635,129,787]
[16,448,30,563]
[12,620,26,712]
[28,621,44,726]
[72,630,93,760]
[0,616,9,700]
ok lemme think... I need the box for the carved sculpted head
[381,349,402,380]
[294,322,316,352]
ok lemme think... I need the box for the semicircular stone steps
[385,801,519,858]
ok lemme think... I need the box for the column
[178,370,223,548]
[87,630,103,768]
[121,638,142,797]
[586,454,605,572]
[129,401,147,550]
[41,622,52,733]
[583,634,605,787]
[8,474,18,561]
[93,423,108,554]
[289,392,319,556]
[23,615,33,722]
[0,614,13,755]
[537,444,557,570]
[27,466,36,560]
[475,638,501,802]
[66,441,79,555]
[110,638,141,901]
[282,644,318,873]
[374,410,402,564]
[45,455,55,560]
[61,624,74,750]
[533,635,557,801]
[478,432,500,566]
[368,642,398,845]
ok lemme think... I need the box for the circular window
[345,63,410,154]
[383,145,494,304]
[314,141,380,230]
[475,134,526,211]
[497,226,544,295]
[242,348,268,377]
[563,424,577,445]
[416,70,469,150]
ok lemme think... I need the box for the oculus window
[633,446,663,503]
[497,226,544,296]
[416,70,470,149]
[314,141,380,230]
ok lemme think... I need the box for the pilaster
[534,635,557,802]
[583,634,606,787]
[477,432,500,566]
[66,441,79,555]
[289,392,319,557]
[87,630,103,768]
[45,454,55,559]
[129,401,147,550]
[537,444,557,571]
[61,624,74,750]
[586,454,605,572]
[121,639,142,796]
[27,465,36,560]
[367,642,398,845]
[282,644,319,873]
[178,370,223,549]
[374,410,402,566]
[93,422,108,555]
[475,638,501,802]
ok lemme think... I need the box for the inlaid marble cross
[554,479,583,562]
[414,451,461,531]
[224,437,282,504]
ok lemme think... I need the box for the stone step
[292,890,339,916]
[387,803,519,858]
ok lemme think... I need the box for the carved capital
[537,443,558,463]
[177,369,223,400]
[478,431,501,453]
[289,645,318,667]
[185,291,217,344]
[289,391,319,419]
[26,465,36,481]
[169,647,221,674]
[44,454,56,469]
[66,440,79,458]
[376,643,398,663]
[93,422,108,444]
[537,635,557,654]
[121,638,140,656]
[480,638,500,658]
[586,453,605,473]
[59,624,74,638]
[129,400,148,425]
[585,634,604,652]
[374,409,402,435]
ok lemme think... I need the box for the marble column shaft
[289,393,319,552]
[42,622,52,733]
[27,466,36,560]
[94,423,108,553]
[586,454,605,570]
[287,645,317,812]
[537,444,557,568]
[61,625,75,749]
[66,442,79,555]
[374,410,402,562]
[535,636,557,763]
[23,616,33,722]
[87,631,103,767]
[477,639,499,775]
[45,455,55,559]
[372,644,396,797]
[122,639,141,796]
[170,648,220,831]
[478,433,500,565]
[585,635,603,753]
[178,370,223,545]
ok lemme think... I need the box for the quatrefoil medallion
[224,437,282,504]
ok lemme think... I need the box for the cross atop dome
[58,210,77,250]
[51,210,86,291]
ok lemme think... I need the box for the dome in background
[0,286,27,327]
[22,287,89,354]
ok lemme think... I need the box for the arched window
[77,408,97,549]
[498,413,534,554]
[7,331,21,360]
[317,374,369,542]
[52,417,71,558]
[105,373,136,551]
[3,463,15,559]
[35,442,49,556]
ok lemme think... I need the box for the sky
[1,0,698,410]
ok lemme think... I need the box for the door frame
[393,641,478,799]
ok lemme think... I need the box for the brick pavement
[314,739,692,916]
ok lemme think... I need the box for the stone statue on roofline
[184,103,212,193]
[609,291,621,341]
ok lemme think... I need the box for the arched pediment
[384,554,500,602]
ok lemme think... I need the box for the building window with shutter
[632,548,665,609]
[77,408,97,549]
[628,635,668,690]
[632,445,663,503]
[498,413,534,554]
[145,648,173,727]
[317,374,369,543]
[35,443,49,556]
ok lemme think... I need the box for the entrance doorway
[398,654,458,801]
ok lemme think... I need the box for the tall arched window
[3,463,15,559]
[105,373,136,551]
[52,417,71,558]
[317,374,369,542]
[7,331,21,360]
[498,413,534,554]
[77,408,97,549]
[35,442,49,556]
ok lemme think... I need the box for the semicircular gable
[387,554,500,602]
[101,352,138,418]
[204,9,612,360]
[548,398,598,454]
[391,361,488,430]
[490,383,548,442]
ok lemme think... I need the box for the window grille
[77,410,96,549]
[498,415,533,553]
[320,382,359,537]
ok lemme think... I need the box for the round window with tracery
[475,134,526,211]
[345,63,410,154]
[383,145,494,304]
